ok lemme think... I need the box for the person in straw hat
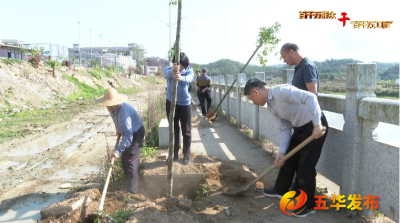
[96,87,145,200]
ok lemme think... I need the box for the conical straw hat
[95,87,128,106]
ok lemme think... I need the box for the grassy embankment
[0,69,141,145]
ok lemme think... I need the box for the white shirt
[267,84,322,153]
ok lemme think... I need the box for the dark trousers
[197,90,201,104]
[121,125,145,193]
[199,89,212,115]
[166,100,192,156]
[274,114,328,209]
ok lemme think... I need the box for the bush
[61,60,72,67]
[28,57,40,68]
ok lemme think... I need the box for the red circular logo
[280,189,308,215]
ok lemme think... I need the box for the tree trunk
[167,0,182,198]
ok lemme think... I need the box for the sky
[0,0,399,66]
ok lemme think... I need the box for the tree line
[145,57,399,81]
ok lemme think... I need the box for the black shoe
[183,154,190,165]
[263,188,283,199]
[294,208,317,217]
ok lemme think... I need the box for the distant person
[244,77,328,217]
[197,68,212,116]
[164,52,194,165]
[195,70,201,106]
[280,43,329,191]
[96,87,145,200]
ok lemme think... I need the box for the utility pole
[78,21,80,65]
[90,28,92,60]
[100,34,102,68]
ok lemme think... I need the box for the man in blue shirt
[280,43,329,193]
[96,87,145,200]
[164,52,194,165]
[280,43,319,94]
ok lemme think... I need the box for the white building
[144,66,158,75]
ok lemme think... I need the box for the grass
[63,73,105,100]
[0,103,88,144]
[141,76,164,85]
[101,69,113,78]
[0,74,141,145]
[319,90,346,96]
[109,208,133,223]
[1,58,23,65]
[5,100,11,107]
[88,70,102,80]
[196,184,208,201]
[118,88,143,95]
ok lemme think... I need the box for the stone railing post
[342,63,377,212]
[282,69,294,84]
[212,76,216,105]
[253,73,260,140]
[224,75,230,118]
[236,73,241,127]
[218,76,222,106]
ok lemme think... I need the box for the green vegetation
[139,91,166,159]
[5,100,11,107]
[45,60,61,77]
[1,58,23,65]
[0,103,87,144]
[140,76,164,85]
[88,67,117,79]
[63,73,105,100]
[105,66,118,75]
[118,88,142,95]
[374,210,383,217]
[110,208,132,223]
[196,184,208,201]
[88,70,102,80]
[196,59,399,83]
[101,69,113,78]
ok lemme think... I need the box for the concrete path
[189,94,354,223]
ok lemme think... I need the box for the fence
[205,64,399,222]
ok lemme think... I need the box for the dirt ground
[0,62,395,223]
[1,102,389,223]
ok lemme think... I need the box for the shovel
[86,135,120,222]
[222,127,326,196]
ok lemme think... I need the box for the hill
[145,56,399,81]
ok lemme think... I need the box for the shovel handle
[211,42,264,113]
[98,135,120,212]
[243,127,326,191]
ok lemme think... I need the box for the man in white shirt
[244,77,328,217]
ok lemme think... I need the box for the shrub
[61,60,72,67]
[28,57,40,68]
[46,60,61,77]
